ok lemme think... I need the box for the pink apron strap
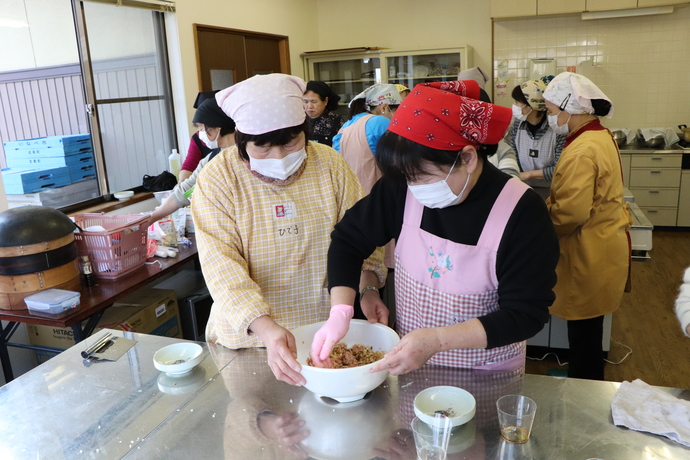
[403,189,424,226]
[476,178,529,250]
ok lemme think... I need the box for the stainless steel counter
[1,330,688,459]
[619,144,685,154]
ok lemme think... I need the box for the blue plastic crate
[6,151,94,170]
[69,163,97,183]
[3,134,92,158]
[1,167,72,194]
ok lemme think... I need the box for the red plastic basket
[73,213,148,280]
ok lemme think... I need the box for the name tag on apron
[529,149,539,158]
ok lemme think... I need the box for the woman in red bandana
[311,80,560,374]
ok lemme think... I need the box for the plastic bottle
[81,255,96,287]
[168,148,181,180]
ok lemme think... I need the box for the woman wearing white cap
[510,80,566,200]
[332,84,403,194]
[543,72,632,380]
[192,74,386,386]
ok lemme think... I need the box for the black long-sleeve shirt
[328,161,559,349]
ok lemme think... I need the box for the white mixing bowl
[292,319,400,403]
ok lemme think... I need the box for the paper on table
[611,379,690,447]
[90,336,137,362]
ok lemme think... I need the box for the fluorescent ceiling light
[0,18,28,28]
[582,6,673,20]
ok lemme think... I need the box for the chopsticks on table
[81,332,113,359]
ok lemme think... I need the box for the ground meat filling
[307,343,385,368]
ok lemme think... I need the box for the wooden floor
[525,229,690,389]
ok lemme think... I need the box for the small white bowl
[114,191,134,201]
[414,386,476,427]
[292,319,400,403]
[153,343,204,376]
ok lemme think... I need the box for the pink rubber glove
[310,304,354,367]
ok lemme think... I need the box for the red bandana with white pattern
[388,80,512,150]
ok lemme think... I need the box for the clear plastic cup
[411,414,452,460]
[496,394,537,443]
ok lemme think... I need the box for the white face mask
[249,147,306,180]
[548,112,571,136]
[512,104,531,122]
[199,129,219,149]
[408,155,472,209]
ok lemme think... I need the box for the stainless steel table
[0,330,687,459]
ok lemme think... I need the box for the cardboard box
[28,288,182,363]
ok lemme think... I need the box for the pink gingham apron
[394,178,529,370]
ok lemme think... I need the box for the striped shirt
[193,142,386,349]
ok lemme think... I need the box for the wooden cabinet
[491,0,536,18]
[586,0,637,11]
[492,0,684,18]
[628,153,682,227]
[539,0,586,15]
[620,153,631,186]
[678,171,690,227]
[637,0,678,6]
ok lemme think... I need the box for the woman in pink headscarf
[192,74,386,385]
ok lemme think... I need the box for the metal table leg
[0,321,21,383]
[71,310,105,343]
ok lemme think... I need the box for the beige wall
[315,0,493,85]
[493,7,690,129]
[172,0,320,130]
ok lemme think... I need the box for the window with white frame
[0,0,177,209]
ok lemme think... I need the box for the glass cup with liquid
[496,394,537,443]
[411,414,452,460]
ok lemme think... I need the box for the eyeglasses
[558,93,572,111]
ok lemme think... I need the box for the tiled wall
[493,7,690,131]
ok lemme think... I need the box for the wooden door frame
[193,24,291,91]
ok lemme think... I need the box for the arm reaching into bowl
[309,304,354,367]
[311,270,387,367]
[370,319,487,375]
[250,316,306,386]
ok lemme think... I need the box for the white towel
[639,128,680,147]
[611,128,635,145]
[611,379,690,447]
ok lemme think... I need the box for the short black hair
[511,85,529,106]
[376,131,496,183]
[306,81,340,112]
[348,98,367,119]
[348,98,400,119]
[235,119,311,161]
[591,99,612,117]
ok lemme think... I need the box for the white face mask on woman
[199,129,219,149]
[408,155,472,209]
[249,147,306,180]
[512,104,531,122]
[547,111,571,136]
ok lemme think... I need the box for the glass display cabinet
[302,48,383,118]
[380,47,473,89]
[302,46,473,119]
